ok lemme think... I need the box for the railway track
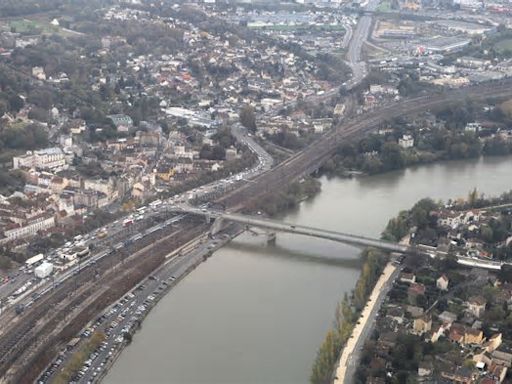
[0,217,206,383]
[218,79,512,210]
[1,79,512,382]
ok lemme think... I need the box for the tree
[8,94,24,112]
[499,264,512,283]
[468,188,479,207]
[310,329,342,384]
[240,105,257,133]
[381,142,405,171]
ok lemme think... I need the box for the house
[484,334,503,353]
[66,119,87,134]
[418,360,433,377]
[32,66,46,80]
[386,306,405,325]
[400,272,416,284]
[441,366,477,384]
[413,314,432,334]
[438,211,463,229]
[406,305,424,318]
[437,274,450,291]
[449,323,466,344]
[465,122,481,133]
[431,323,450,343]
[333,103,345,116]
[107,114,133,132]
[464,328,484,345]
[131,182,145,199]
[398,134,414,149]
[407,283,426,304]
[467,296,487,318]
[491,349,512,367]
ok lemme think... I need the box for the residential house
[464,328,484,345]
[492,349,512,368]
[400,272,416,284]
[398,134,414,149]
[413,314,432,335]
[107,114,134,132]
[418,360,433,377]
[484,334,503,353]
[407,283,426,305]
[449,323,466,344]
[467,296,487,318]
[431,323,450,343]
[441,367,477,384]
[437,274,449,291]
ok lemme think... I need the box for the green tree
[240,105,257,133]
[381,142,405,171]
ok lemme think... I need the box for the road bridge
[177,206,507,271]
[178,206,417,255]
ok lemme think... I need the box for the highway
[0,102,275,383]
[343,0,380,89]
[2,6,512,381]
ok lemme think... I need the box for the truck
[149,199,162,208]
[35,262,53,279]
[123,219,134,227]
[25,253,44,267]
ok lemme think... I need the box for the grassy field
[495,38,512,53]
[376,0,392,12]
[5,17,63,35]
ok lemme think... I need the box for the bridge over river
[173,205,507,271]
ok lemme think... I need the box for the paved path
[334,262,398,384]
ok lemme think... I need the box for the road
[37,225,240,384]
[177,207,411,254]
[343,0,380,89]
[334,263,400,384]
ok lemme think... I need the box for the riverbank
[334,262,398,384]
[319,141,512,180]
[94,228,242,383]
[248,176,322,217]
[104,155,512,384]
[310,249,388,384]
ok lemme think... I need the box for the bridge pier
[210,217,224,237]
[246,227,276,245]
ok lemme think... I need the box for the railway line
[218,79,512,210]
[0,217,207,383]
[1,79,512,382]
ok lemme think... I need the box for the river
[105,156,512,384]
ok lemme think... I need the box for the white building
[35,262,53,279]
[3,214,55,242]
[465,122,481,133]
[13,148,66,170]
[398,134,414,149]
